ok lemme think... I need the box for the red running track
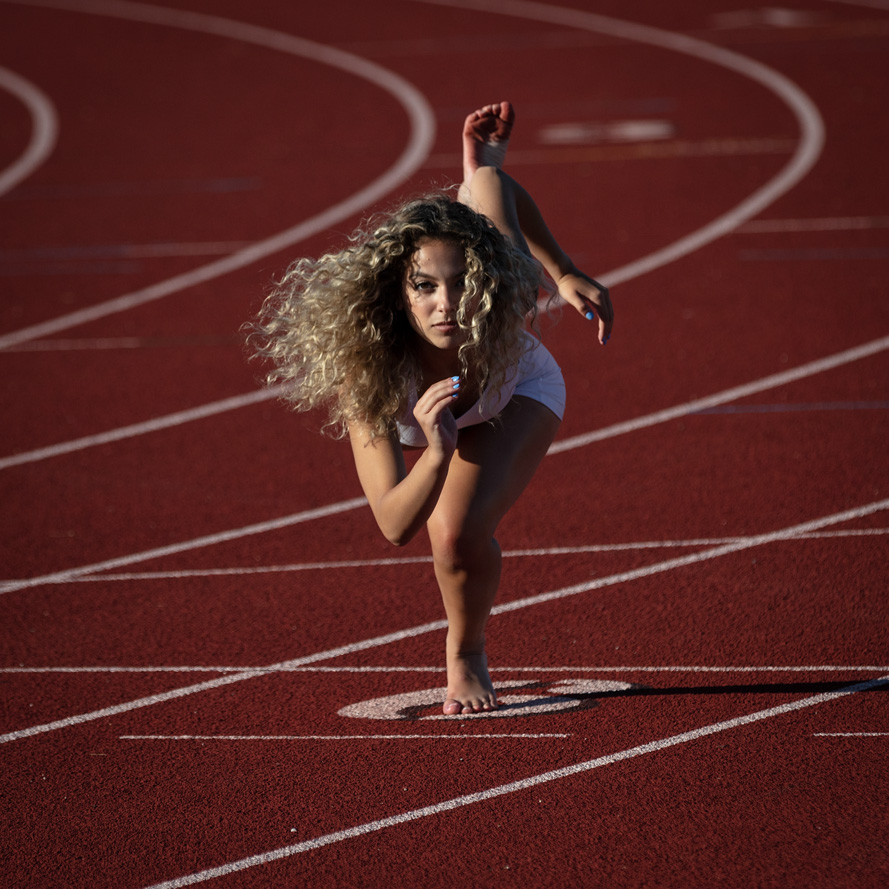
[1,1,888,887]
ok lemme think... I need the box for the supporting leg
[427,396,561,714]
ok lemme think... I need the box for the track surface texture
[1,1,887,887]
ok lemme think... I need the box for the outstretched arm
[512,171,613,345]
[466,166,614,345]
[460,101,613,344]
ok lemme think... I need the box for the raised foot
[461,101,515,185]
[443,651,498,715]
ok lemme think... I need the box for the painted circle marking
[339,678,639,720]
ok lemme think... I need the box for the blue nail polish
[451,375,460,381]
[585,310,595,321]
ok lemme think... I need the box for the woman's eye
[413,280,435,293]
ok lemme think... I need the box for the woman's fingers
[559,272,614,345]
[585,278,613,345]
[413,376,460,451]
[415,376,460,415]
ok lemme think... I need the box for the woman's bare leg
[423,104,558,715]
[463,121,615,344]
[427,397,561,715]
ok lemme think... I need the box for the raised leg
[462,132,615,345]
[463,163,530,254]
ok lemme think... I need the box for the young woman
[249,102,613,715]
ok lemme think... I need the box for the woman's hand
[413,376,460,457]
[556,269,613,345]
[347,375,460,547]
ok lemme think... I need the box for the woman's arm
[510,173,614,345]
[347,376,459,546]
[465,166,614,344]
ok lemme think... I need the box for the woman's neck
[417,342,462,382]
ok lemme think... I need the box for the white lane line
[22,526,885,585]
[423,136,798,167]
[696,401,889,413]
[0,241,253,260]
[548,334,889,453]
[3,329,888,588]
[0,386,283,471]
[5,664,885,674]
[6,176,260,199]
[498,665,889,674]
[0,66,58,197]
[0,0,825,462]
[824,0,889,11]
[0,620,450,744]
[814,732,889,737]
[0,497,368,594]
[3,497,887,744]
[489,499,889,616]
[4,337,221,352]
[140,674,889,889]
[6,329,888,473]
[0,0,435,351]
[741,247,889,261]
[1,666,258,673]
[737,215,889,233]
[420,0,824,289]
[121,733,569,740]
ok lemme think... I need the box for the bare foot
[443,650,498,715]
[461,101,515,186]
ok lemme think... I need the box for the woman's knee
[428,514,499,574]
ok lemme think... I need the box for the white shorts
[396,336,565,447]
[513,338,566,420]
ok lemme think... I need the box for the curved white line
[0,0,831,467]
[0,0,436,350]
[0,66,58,196]
[0,0,859,584]
[420,0,825,287]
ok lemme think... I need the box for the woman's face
[401,238,472,352]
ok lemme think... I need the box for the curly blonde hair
[246,193,544,438]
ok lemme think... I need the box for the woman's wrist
[554,263,583,285]
[423,439,455,469]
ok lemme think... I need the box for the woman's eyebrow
[407,266,465,280]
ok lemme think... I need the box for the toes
[495,100,514,127]
[443,695,498,715]
[464,101,514,141]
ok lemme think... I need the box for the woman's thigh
[429,396,561,540]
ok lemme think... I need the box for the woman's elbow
[376,513,419,547]
[382,525,415,547]
[372,501,419,547]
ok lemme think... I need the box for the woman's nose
[439,285,459,310]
